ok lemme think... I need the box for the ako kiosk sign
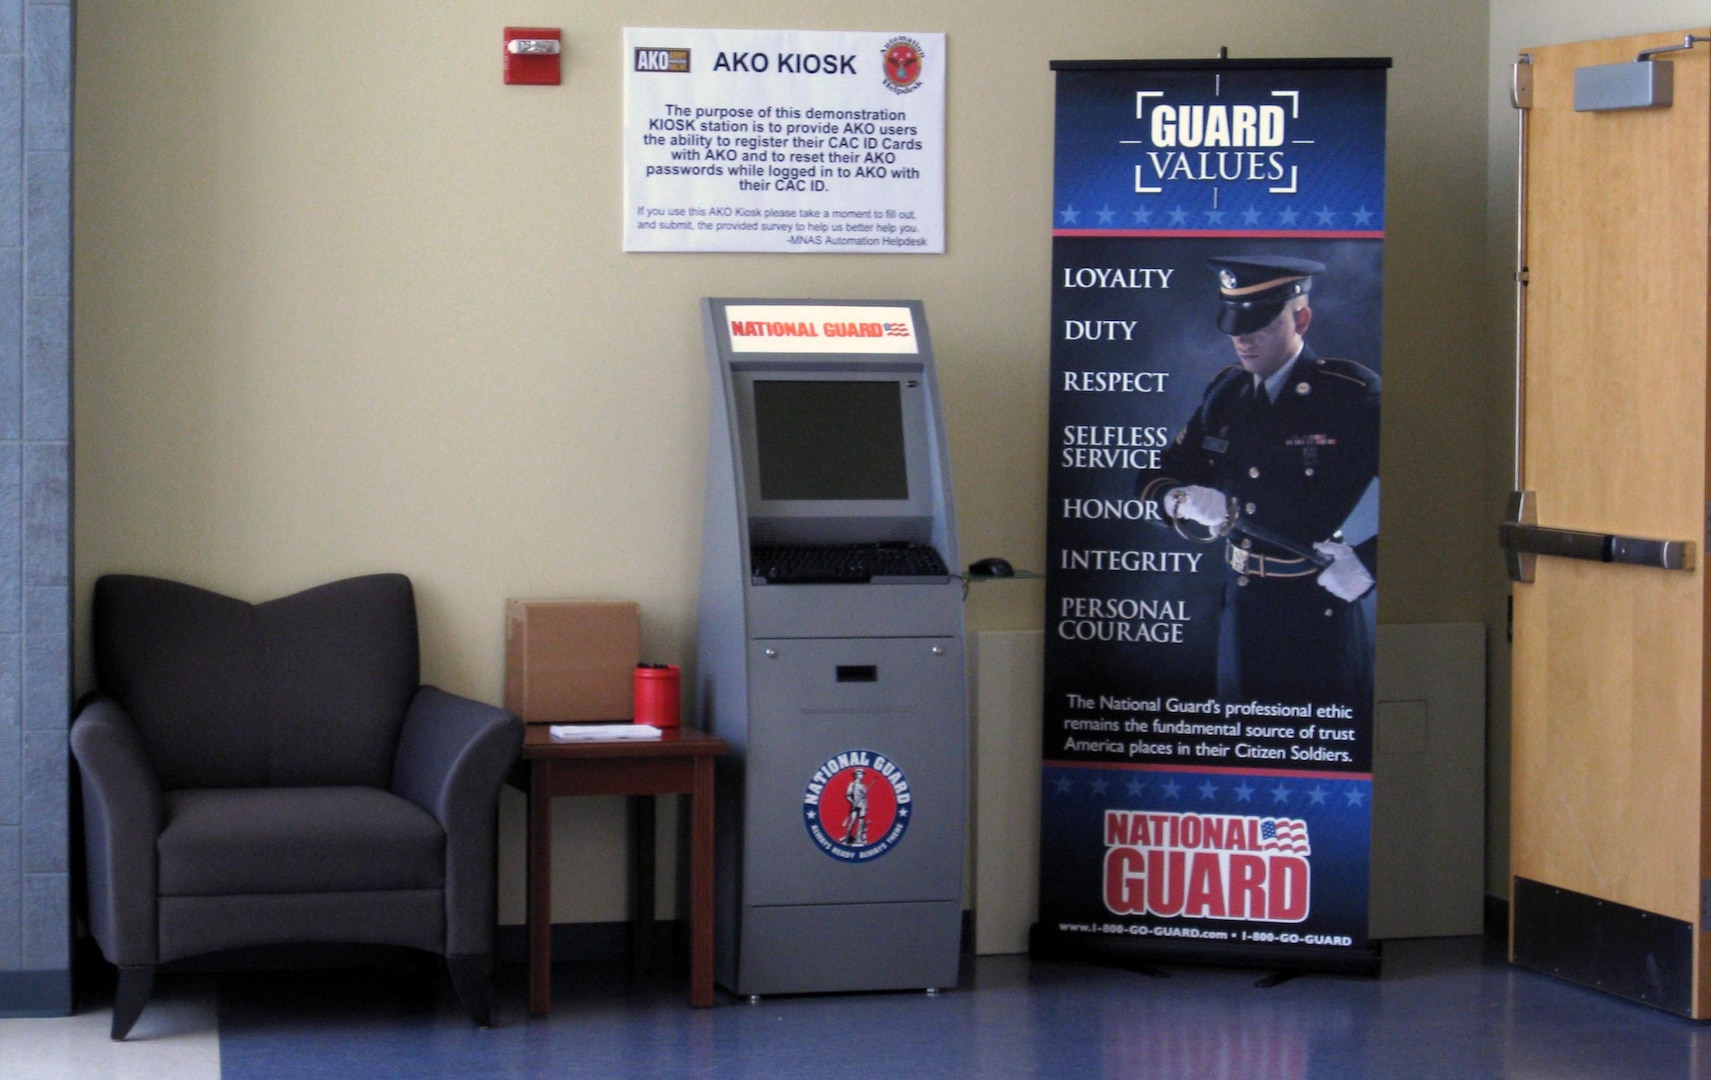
[1038,57,1389,976]
[623,28,946,253]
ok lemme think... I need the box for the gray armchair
[70,573,522,1039]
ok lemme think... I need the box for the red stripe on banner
[1042,759,1372,782]
[1053,229,1385,240]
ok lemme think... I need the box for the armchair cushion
[157,787,446,897]
[91,577,267,789]
[94,573,419,789]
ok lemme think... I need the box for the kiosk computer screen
[753,380,908,501]
[733,366,937,545]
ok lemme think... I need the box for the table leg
[527,760,553,1017]
[631,795,656,973]
[691,755,715,1008]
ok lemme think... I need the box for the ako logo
[802,750,912,861]
[634,47,690,73]
[880,37,925,95]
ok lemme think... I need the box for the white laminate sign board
[623,28,945,253]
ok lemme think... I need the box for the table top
[522,723,730,760]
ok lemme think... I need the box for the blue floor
[210,939,1711,1079]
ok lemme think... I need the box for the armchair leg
[111,965,155,1040]
[447,956,492,1028]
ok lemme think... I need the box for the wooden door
[1510,30,1711,1016]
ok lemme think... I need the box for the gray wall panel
[22,151,64,299]
[23,3,68,152]
[20,869,65,967]
[20,728,59,870]
[21,452,63,584]
[22,294,64,440]
[0,826,19,967]
[0,0,67,1016]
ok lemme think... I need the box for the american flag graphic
[882,322,911,337]
[1258,818,1310,855]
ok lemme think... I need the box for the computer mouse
[968,557,1015,578]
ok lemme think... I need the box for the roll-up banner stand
[1038,56,1389,977]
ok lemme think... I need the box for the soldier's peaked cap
[1208,255,1326,335]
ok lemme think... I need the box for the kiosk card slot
[837,665,878,682]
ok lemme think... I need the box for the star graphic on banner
[1090,777,1109,796]
[1197,780,1218,800]
[1058,205,1081,225]
[1054,776,1074,795]
[1161,778,1183,799]
[1204,209,1225,226]
[1126,777,1146,797]
[1314,206,1337,226]
[1308,785,1329,806]
[1095,205,1118,226]
[1240,206,1264,226]
[1270,782,1292,804]
[1234,781,1256,802]
[1131,206,1154,226]
[1167,206,1191,226]
[1345,787,1367,807]
[1352,205,1375,226]
[1278,207,1300,226]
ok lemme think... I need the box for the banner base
[1030,922,1383,979]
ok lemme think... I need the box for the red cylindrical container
[633,663,681,728]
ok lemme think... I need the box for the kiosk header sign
[1039,58,1389,975]
[624,28,945,253]
[724,304,920,353]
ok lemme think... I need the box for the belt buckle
[1229,546,1248,575]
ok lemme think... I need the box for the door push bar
[1502,491,1694,583]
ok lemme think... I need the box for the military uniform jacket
[1159,345,1380,568]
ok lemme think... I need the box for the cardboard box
[505,600,641,723]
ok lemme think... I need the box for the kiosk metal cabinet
[697,298,966,997]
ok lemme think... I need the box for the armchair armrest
[392,686,522,957]
[69,696,163,967]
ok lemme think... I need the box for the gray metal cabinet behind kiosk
[697,298,966,998]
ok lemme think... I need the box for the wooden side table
[515,725,729,1014]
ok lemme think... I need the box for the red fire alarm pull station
[504,27,561,85]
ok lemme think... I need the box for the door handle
[1502,491,1695,583]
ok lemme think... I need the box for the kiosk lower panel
[735,901,962,996]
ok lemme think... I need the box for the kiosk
[697,298,966,997]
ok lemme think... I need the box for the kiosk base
[724,900,962,997]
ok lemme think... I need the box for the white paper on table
[548,723,664,742]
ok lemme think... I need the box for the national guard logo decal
[802,750,913,861]
[881,37,925,95]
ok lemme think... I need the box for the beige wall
[74,1,1493,924]
[1482,1,1711,897]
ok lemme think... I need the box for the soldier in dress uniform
[1143,255,1380,705]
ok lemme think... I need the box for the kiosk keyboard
[751,543,950,585]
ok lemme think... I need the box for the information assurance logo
[881,37,925,95]
[802,750,913,861]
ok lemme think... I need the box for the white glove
[1168,486,1229,528]
[1314,541,1374,602]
